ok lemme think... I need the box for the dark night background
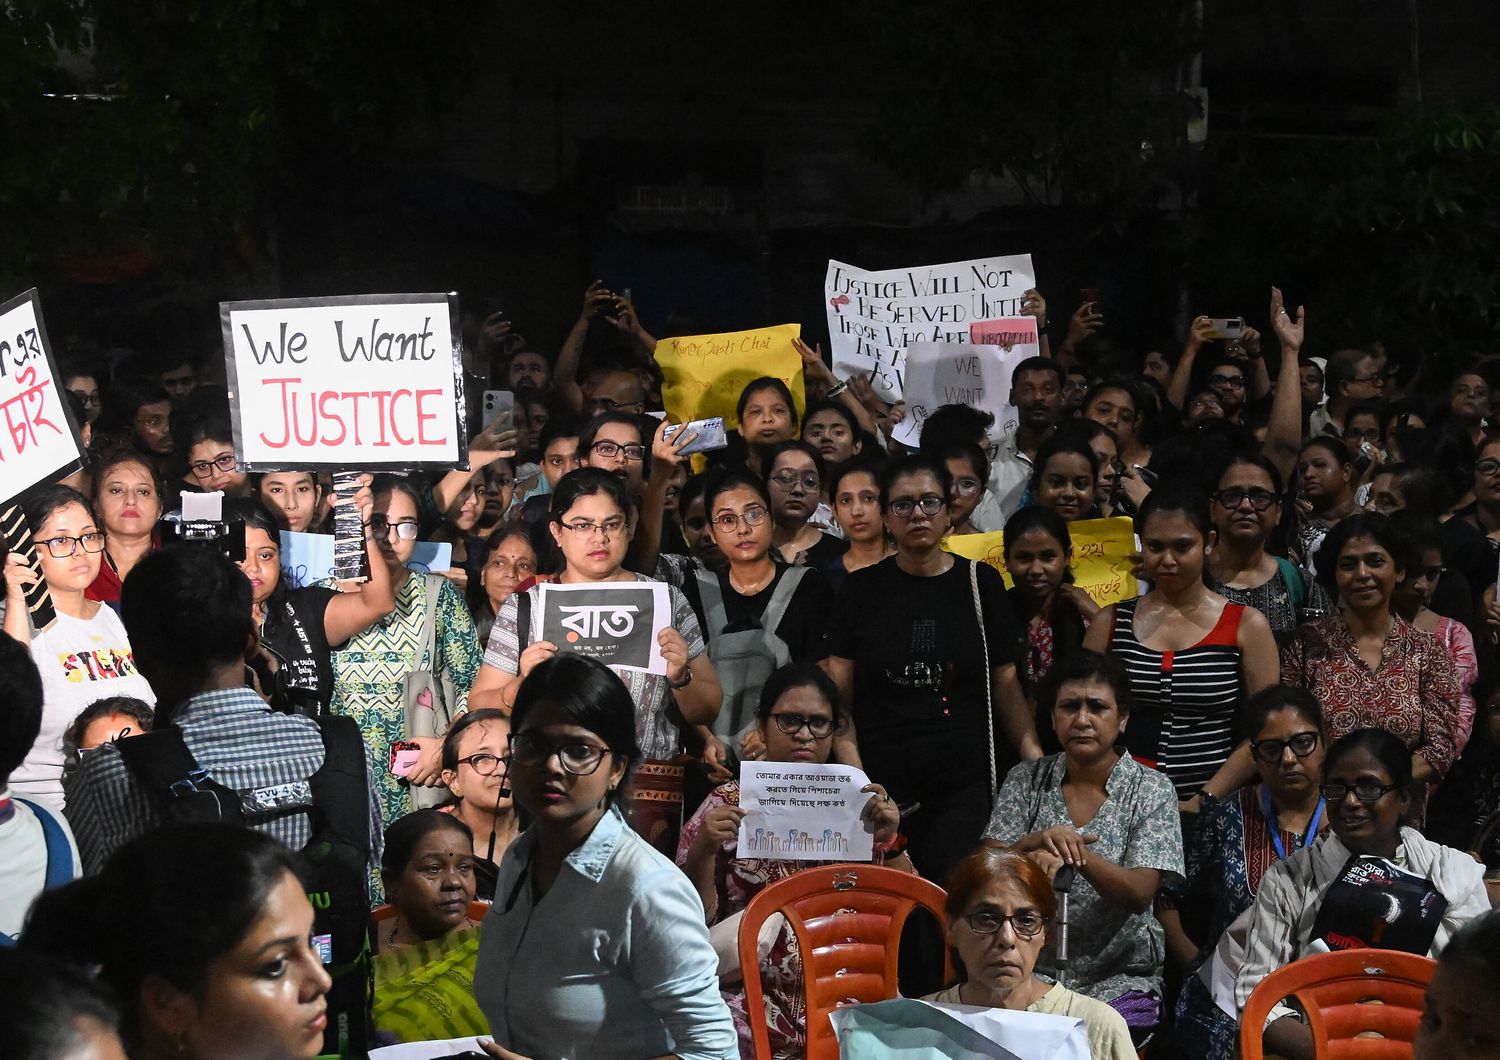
[5,1,1500,378]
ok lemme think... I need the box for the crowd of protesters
[1,277,1498,1060]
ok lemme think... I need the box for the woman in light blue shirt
[474,654,736,1060]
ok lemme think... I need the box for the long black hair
[510,654,642,809]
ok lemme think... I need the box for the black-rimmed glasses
[888,495,945,519]
[366,516,420,540]
[509,733,612,775]
[1213,487,1277,511]
[40,532,106,558]
[770,713,835,738]
[1251,732,1320,763]
[189,453,239,478]
[1321,780,1399,804]
[457,752,504,776]
[961,910,1046,938]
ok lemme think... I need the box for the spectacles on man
[558,516,628,538]
[1321,780,1399,804]
[189,453,238,478]
[961,909,1046,939]
[509,733,612,775]
[888,495,945,519]
[457,752,505,776]
[1212,487,1278,512]
[1251,731,1320,763]
[770,471,819,492]
[366,516,420,540]
[712,506,769,531]
[68,390,102,408]
[41,532,107,558]
[590,440,646,461]
[770,712,835,738]
[1208,374,1246,389]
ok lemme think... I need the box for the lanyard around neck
[1262,783,1324,862]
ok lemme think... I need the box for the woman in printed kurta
[321,481,480,828]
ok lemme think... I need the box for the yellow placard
[944,515,1140,607]
[654,324,805,429]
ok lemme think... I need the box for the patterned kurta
[984,752,1184,1002]
[320,569,481,828]
[1280,615,1460,776]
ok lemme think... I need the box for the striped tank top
[1108,597,1245,799]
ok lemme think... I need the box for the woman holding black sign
[470,468,721,763]
[1235,728,1490,1060]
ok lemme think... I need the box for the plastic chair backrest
[1238,948,1436,1060]
[370,900,492,924]
[737,864,951,1060]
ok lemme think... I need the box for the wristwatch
[668,668,694,690]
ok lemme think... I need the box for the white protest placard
[538,580,670,675]
[220,293,468,471]
[0,290,85,504]
[824,253,1035,400]
[890,340,1031,448]
[736,760,875,862]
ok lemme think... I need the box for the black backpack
[117,714,373,1058]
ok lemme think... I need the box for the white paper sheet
[736,760,875,861]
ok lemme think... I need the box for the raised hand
[1269,287,1305,353]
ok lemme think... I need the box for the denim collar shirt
[474,806,736,1060]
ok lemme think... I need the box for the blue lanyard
[1261,784,1324,862]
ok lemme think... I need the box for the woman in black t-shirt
[229,492,396,714]
[826,455,1040,885]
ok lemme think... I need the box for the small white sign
[736,760,875,862]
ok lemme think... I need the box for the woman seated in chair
[923,843,1135,1060]
[677,662,904,1059]
[1235,728,1491,1060]
[983,650,1184,1036]
[373,809,489,1044]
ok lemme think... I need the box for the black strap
[308,715,371,853]
[115,728,244,826]
[516,589,532,648]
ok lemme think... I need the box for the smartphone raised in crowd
[482,390,515,433]
[663,417,729,455]
[1205,317,1245,341]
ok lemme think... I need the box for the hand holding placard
[1,504,56,632]
[736,760,876,861]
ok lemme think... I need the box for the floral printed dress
[320,568,481,829]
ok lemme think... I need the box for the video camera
[159,490,246,562]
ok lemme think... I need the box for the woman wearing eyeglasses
[469,468,721,767]
[691,468,834,779]
[1235,728,1490,1060]
[438,708,519,897]
[178,413,252,502]
[764,440,847,568]
[984,651,1183,1035]
[678,663,902,1058]
[319,477,482,829]
[3,485,156,809]
[474,653,737,1060]
[938,440,990,535]
[827,455,1038,887]
[1163,687,1331,1057]
[1206,456,1333,641]
[922,843,1135,1060]
[1282,513,1460,800]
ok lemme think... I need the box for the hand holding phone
[482,390,515,433]
[390,740,423,779]
[663,417,729,455]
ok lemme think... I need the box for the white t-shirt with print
[15,605,156,810]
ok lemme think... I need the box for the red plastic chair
[1238,948,1436,1060]
[736,864,951,1060]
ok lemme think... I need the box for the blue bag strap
[14,797,75,890]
